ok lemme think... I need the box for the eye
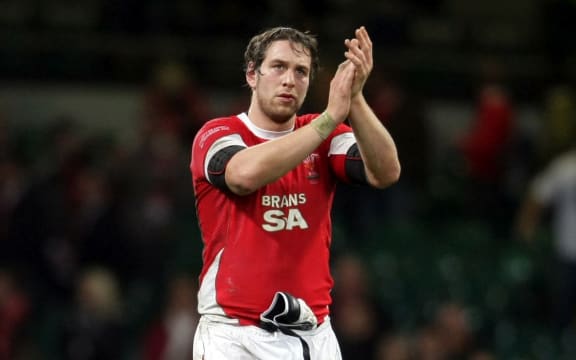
[296,68,308,77]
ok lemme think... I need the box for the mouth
[278,93,296,101]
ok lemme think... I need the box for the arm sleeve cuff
[345,143,368,184]
[207,145,246,191]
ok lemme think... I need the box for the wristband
[310,111,336,140]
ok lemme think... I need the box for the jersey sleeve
[190,118,247,185]
[327,123,367,184]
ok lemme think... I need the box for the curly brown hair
[244,27,319,80]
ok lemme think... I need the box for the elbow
[225,164,261,196]
[382,162,401,188]
[229,183,257,196]
[370,160,401,189]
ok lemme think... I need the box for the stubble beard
[258,96,303,125]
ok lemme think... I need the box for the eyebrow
[268,59,310,72]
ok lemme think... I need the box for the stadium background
[1,0,576,358]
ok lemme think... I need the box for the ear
[246,62,257,89]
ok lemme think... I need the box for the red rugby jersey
[190,112,356,325]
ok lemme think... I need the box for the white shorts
[193,315,342,360]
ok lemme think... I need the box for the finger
[344,60,356,74]
[344,51,362,69]
[356,26,372,49]
[344,38,361,52]
[336,60,354,76]
[341,65,356,88]
[344,39,366,66]
[355,28,373,65]
[350,38,366,60]
[344,50,367,75]
[337,59,354,76]
[335,59,352,74]
[333,61,354,88]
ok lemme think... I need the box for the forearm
[225,117,333,195]
[349,94,401,188]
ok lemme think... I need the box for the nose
[282,69,296,87]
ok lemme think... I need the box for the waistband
[199,314,331,335]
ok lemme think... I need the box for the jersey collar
[237,112,294,140]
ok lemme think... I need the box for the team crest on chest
[303,153,320,183]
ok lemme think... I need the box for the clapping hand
[344,26,373,98]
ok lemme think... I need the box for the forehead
[263,40,311,67]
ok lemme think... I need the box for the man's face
[249,40,311,123]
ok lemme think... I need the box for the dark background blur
[1,0,576,359]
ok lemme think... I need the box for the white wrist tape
[310,111,336,140]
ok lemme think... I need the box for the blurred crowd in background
[1,0,576,359]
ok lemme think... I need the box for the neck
[247,105,295,132]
